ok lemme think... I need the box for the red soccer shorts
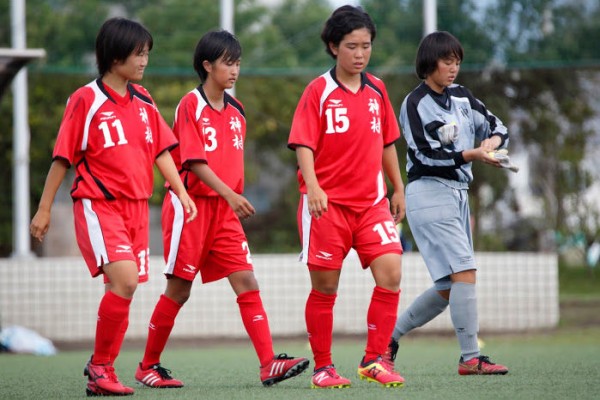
[162,191,253,283]
[73,198,150,283]
[297,195,403,270]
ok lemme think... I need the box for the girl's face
[204,55,241,90]
[426,56,460,93]
[112,45,149,82]
[330,27,372,79]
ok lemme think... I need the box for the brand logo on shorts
[316,251,333,261]
[183,264,196,273]
[115,245,132,254]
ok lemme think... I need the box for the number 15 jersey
[288,69,400,212]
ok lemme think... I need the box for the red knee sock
[237,290,274,366]
[141,294,182,369]
[92,291,131,365]
[364,286,400,363]
[109,317,129,364]
[305,289,336,370]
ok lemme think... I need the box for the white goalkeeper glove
[489,149,519,173]
[438,123,459,145]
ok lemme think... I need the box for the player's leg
[135,277,190,388]
[451,271,508,375]
[307,269,350,388]
[137,193,211,388]
[74,199,137,395]
[384,284,449,369]
[298,196,350,389]
[352,200,404,387]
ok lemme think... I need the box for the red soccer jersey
[52,79,177,200]
[170,86,246,197]
[288,69,400,211]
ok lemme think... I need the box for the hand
[30,209,51,242]
[306,184,328,219]
[178,193,198,223]
[480,136,501,153]
[390,190,405,223]
[226,193,256,219]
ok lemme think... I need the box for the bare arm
[30,159,69,242]
[189,162,255,219]
[296,146,327,219]
[155,151,197,222]
[382,144,405,223]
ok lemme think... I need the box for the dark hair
[193,30,242,83]
[95,17,153,76]
[415,31,464,79]
[321,5,376,59]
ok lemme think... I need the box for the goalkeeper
[383,31,509,376]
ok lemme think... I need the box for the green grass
[1,329,599,400]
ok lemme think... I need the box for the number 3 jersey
[53,79,178,200]
[288,69,400,211]
[169,86,246,197]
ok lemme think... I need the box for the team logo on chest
[368,98,381,134]
[230,116,243,150]
[139,107,153,143]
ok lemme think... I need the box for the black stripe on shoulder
[128,83,154,106]
[95,78,115,103]
[363,74,383,98]
[225,92,245,118]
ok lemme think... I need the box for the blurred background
[1,0,599,267]
[0,0,598,345]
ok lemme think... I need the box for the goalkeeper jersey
[399,82,508,185]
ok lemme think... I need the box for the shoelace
[314,365,339,378]
[153,365,174,379]
[274,353,293,360]
[477,356,495,366]
[104,365,119,383]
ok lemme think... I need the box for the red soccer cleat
[381,339,399,372]
[458,355,509,375]
[357,357,404,388]
[84,359,134,396]
[311,365,351,389]
[135,363,184,388]
[260,353,309,386]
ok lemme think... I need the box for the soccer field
[1,328,599,400]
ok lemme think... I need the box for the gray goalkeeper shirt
[399,82,509,188]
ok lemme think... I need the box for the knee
[229,272,259,295]
[115,280,138,299]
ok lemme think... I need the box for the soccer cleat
[86,381,133,397]
[458,355,509,375]
[84,358,134,396]
[260,353,309,386]
[135,363,184,388]
[382,339,399,371]
[311,365,351,389]
[357,357,404,388]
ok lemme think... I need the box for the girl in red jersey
[135,30,308,388]
[288,6,406,389]
[30,18,196,396]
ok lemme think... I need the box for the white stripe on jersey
[373,170,385,206]
[318,72,339,117]
[82,199,109,266]
[81,81,108,151]
[300,194,312,265]
[163,191,185,275]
